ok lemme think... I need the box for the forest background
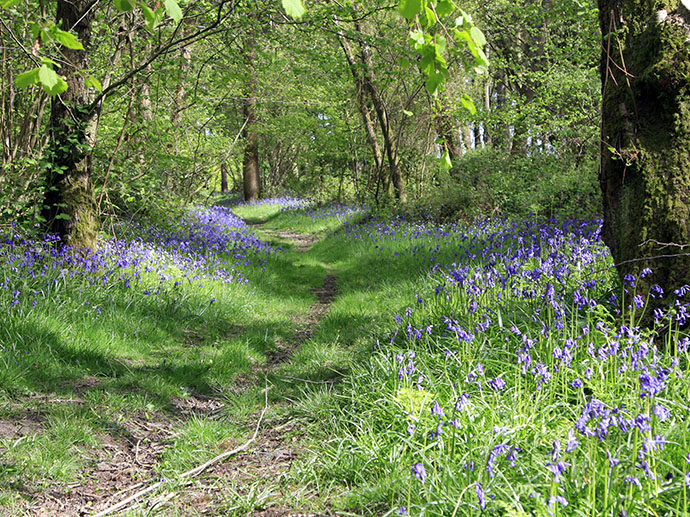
[0,0,601,234]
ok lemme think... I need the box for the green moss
[600,1,690,312]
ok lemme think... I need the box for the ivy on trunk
[41,0,98,251]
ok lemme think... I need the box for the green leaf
[39,56,59,66]
[54,29,84,50]
[85,74,103,92]
[113,0,134,11]
[460,94,476,115]
[425,70,445,95]
[409,29,425,47]
[44,79,67,95]
[473,46,488,73]
[470,26,486,47]
[0,0,22,7]
[30,22,41,40]
[399,0,422,20]
[398,57,410,70]
[54,213,71,220]
[402,109,413,117]
[142,4,165,31]
[38,64,59,89]
[423,5,436,27]
[15,68,40,88]
[281,0,305,18]
[436,35,446,55]
[453,27,470,44]
[164,0,183,23]
[441,150,452,170]
[436,0,454,17]
[142,4,156,26]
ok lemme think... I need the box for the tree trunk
[220,162,229,193]
[242,31,260,203]
[598,0,690,309]
[41,0,98,251]
[461,122,473,151]
[354,20,406,203]
[336,33,386,195]
[432,92,463,162]
[171,31,192,127]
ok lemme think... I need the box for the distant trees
[598,0,690,302]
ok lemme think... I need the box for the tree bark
[336,33,386,195]
[354,20,406,203]
[220,162,229,193]
[41,0,98,251]
[598,0,690,309]
[242,29,260,203]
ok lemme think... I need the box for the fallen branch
[93,378,269,517]
[276,374,337,385]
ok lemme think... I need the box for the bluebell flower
[565,429,580,453]
[653,404,670,422]
[550,438,561,461]
[547,460,570,483]
[431,401,445,418]
[488,377,506,391]
[607,449,619,467]
[412,462,426,484]
[487,444,510,477]
[475,482,486,510]
[547,494,568,512]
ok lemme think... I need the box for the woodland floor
[6,225,339,517]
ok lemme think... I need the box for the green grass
[0,205,334,513]
[2,201,688,516]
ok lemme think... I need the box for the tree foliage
[0,0,603,242]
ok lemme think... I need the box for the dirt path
[27,226,338,516]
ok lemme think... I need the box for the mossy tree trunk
[41,0,98,251]
[598,0,690,305]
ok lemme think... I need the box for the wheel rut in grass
[209,225,339,516]
[263,227,337,368]
[137,226,340,516]
[12,224,337,516]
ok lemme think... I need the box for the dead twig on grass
[93,377,269,517]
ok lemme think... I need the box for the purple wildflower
[431,401,445,418]
[488,377,506,391]
[412,462,426,484]
[475,482,486,510]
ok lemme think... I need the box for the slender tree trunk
[461,122,473,151]
[483,50,493,148]
[598,0,690,311]
[171,29,192,127]
[41,0,98,251]
[242,31,260,202]
[337,33,386,195]
[355,20,406,203]
[220,162,229,193]
[490,71,511,152]
[432,92,463,162]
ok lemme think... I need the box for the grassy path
[2,208,353,516]
[0,201,425,516]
